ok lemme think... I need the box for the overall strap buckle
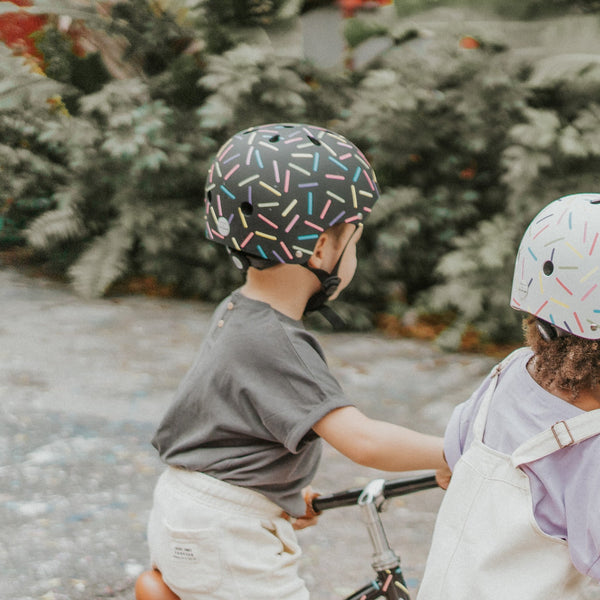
[551,420,575,449]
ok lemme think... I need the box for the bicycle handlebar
[312,472,438,513]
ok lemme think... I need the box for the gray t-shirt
[152,289,351,516]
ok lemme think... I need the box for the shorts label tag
[171,542,200,562]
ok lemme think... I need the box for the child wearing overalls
[137,123,447,600]
[419,193,600,599]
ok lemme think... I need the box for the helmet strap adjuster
[536,318,570,342]
[228,248,276,272]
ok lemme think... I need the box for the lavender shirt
[444,348,600,581]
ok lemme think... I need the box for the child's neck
[572,392,600,411]
[241,264,319,321]
[527,357,600,410]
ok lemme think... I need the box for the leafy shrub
[3,0,600,346]
[328,13,600,345]
[393,0,600,19]
[8,0,345,300]
[337,27,526,314]
[25,73,233,298]
[0,42,68,248]
[429,51,600,346]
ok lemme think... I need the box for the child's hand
[435,458,452,490]
[282,486,321,530]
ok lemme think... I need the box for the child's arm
[313,406,445,471]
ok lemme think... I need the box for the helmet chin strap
[230,225,358,329]
[303,265,342,312]
[302,225,359,329]
[302,264,345,330]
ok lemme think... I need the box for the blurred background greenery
[1,0,600,350]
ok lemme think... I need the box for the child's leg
[135,570,181,600]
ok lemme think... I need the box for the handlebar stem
[358,479,402,572]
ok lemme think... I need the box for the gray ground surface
[0,267,495,599]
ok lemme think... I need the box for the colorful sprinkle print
[204,123,380,264]
[510,193,600,339]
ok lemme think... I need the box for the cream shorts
[147,467,310,600]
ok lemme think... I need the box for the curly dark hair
[524,316,600,399]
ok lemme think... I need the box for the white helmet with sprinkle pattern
[510,193,600,339]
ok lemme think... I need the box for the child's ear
[308,232,329,268]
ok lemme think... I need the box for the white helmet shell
[510,193,600,339]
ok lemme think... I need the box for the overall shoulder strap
[472,348,531,441]
[512,409,600,466]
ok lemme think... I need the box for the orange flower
[459,36,480,50]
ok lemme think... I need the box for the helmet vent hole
[269,135,281,143]
[543,260,554,276]
[308,136,321,146]
[241,202,253,216]
[591,198,600,204]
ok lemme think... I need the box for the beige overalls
[418,353,600,599]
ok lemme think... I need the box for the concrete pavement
[0,267,495,599]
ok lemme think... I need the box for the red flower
[337,0,392,18]
[0,0,46,60]
[3,0,33,6]
[459,167,476,180]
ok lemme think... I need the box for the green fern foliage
[198,43,313,129]
[68,225,133,298]
[15,0,346,300]
[337,26,525,314]
[0,46,70,247]
[26,202,85,249]
[3,0,600,344]
[0,44,64,108]
[428,45,600,347]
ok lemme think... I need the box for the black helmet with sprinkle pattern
[204,123,380,269]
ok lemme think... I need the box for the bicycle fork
[345,479,411,600]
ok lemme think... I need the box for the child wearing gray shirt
[152,289,351,517]
[138,123,447,600]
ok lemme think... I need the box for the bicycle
[135,472,438,600]
[311,472,437,600]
